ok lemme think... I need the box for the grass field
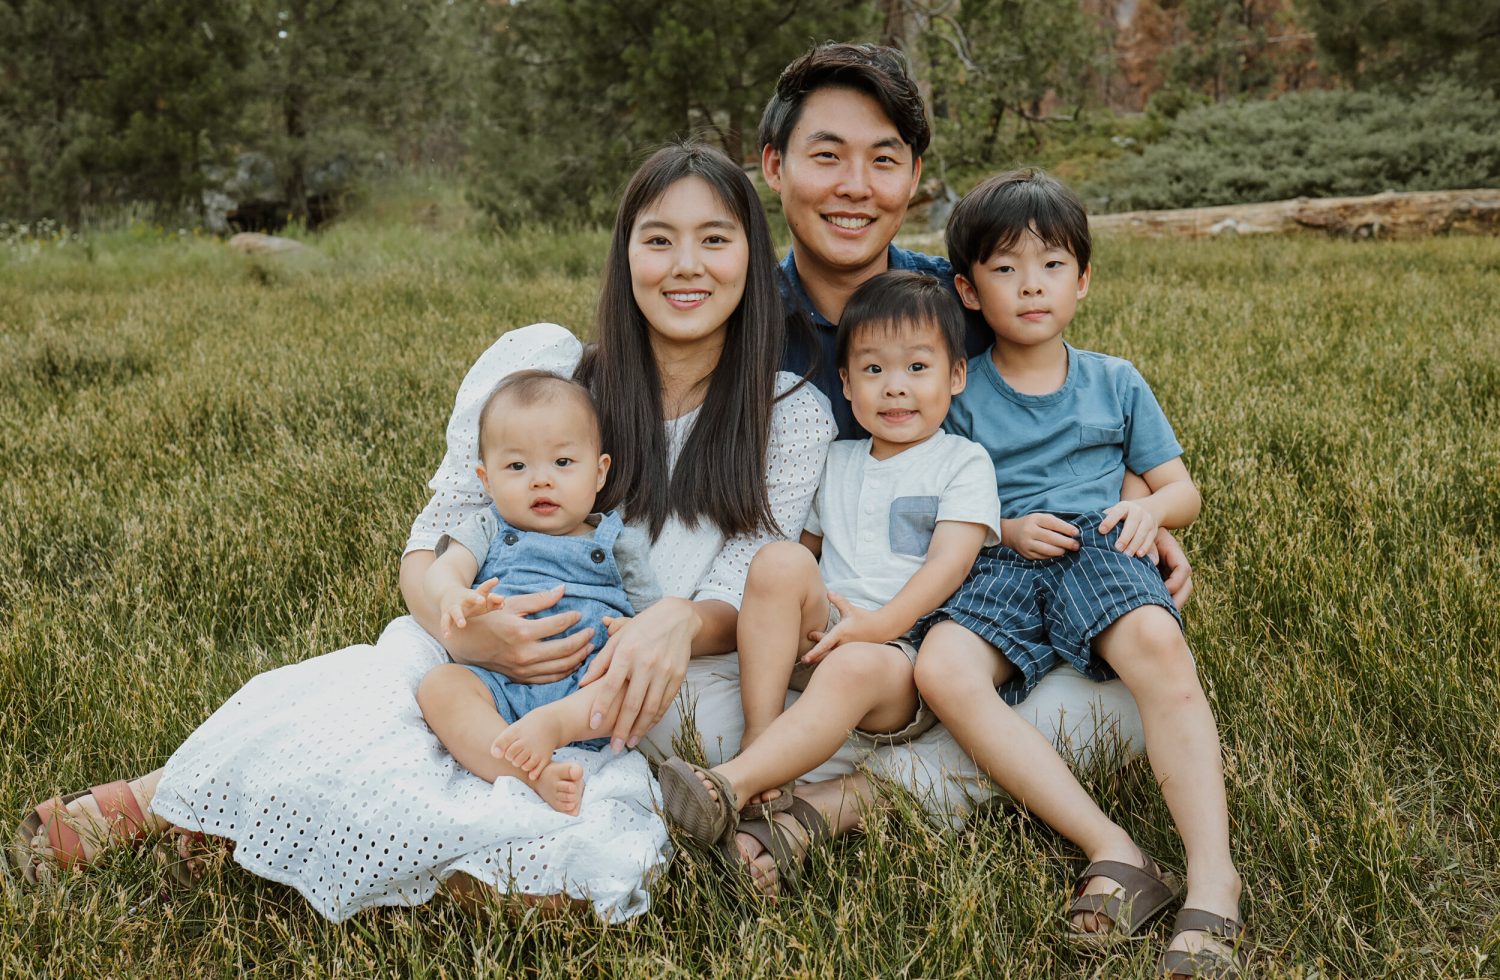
[1,193,1497,978]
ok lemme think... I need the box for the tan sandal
[1066,853,1182,942]
[1158,908,1247,978]
[9,781,149,885]
[730,795,832,894]
[658,757,740,849]
[739,781,795,821]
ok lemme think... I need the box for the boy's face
[762,86,922,283]
[955,228,1091,350]
[840,319,966,459]
[476,398,610,534]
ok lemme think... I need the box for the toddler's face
[956,229,1090,349]
[840,319,965,459]
[476,399,610,535]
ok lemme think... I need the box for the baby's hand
[1009,512,1081,560]
[803,593,882,664]
[1098,501,1159,558]
[439,578,506,636]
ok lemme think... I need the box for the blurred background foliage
[1,0,1498,229]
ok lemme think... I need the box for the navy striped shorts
[920,510,1183,705]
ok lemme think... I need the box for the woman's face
[628,176,749,355]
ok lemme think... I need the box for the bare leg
[416,664,585,816]
[914,621,1148,933]
[1094,606,1242,961]
[714,642,917,805]
[736,541,829,749]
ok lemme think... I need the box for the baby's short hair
[945,168,1091,279]
[835,270,967,370]
[477,370,601,453]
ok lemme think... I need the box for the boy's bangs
[979,190,1085,265]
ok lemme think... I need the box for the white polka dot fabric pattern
[152,323,834,922]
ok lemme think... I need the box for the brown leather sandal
[1066,853,1183,942]
[728,795,832,893]
[1158,908,1247,978]
[739,781,795,821]
[9,781,149,885]
[658,757,740,849]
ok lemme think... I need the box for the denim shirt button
[590,548,606,564]
[503,532,519,546]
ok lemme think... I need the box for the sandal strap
[89,781,148,839]
[1171,907,1246,943]
[783,796,833,845]
[1068,856,1180,936]
[740,782,795,821]
[35,794,87,869]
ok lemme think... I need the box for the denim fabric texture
[461,507,634,750]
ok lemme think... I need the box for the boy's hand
[439,578,506,636]
[803,593,884,664]
[1009,513,1082,560]
[1098,501,1159,558]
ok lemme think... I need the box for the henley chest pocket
[1069,423,1125,477]
[888,495,940,557]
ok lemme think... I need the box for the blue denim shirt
[777,245,995,439]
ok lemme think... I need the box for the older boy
[914,169,1244,977]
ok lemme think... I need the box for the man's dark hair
[758,42,930,162]
[835,271,967,371]
[478,369,601,455]
[945,168,1092,279]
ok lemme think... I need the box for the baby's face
[476,399,609,535]
[840,318,966,459]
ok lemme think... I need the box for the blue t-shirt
[777,245,993,439]
[945,344,1183,519]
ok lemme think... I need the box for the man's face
[763,86,922,282]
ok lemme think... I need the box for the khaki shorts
[786,602,937,745]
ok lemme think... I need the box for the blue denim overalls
[461,506,632,750]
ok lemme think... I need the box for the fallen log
[900,188,1500,247]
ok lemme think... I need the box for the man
[653,41,1195,897]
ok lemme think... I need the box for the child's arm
[423,544,505,636]
[1099,458,1200,558]
[803,520,989,663]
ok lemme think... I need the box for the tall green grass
[1,205,1496,977]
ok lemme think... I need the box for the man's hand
[1007,512,1082,560]
[803,593,885,664]
[438,578,506,636]
[1098,500,1160,558]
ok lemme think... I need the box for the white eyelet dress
[149,323,836,922]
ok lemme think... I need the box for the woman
[13,142,835,921]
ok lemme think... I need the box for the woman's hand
[577,597,700,752]
[401,553,595,682]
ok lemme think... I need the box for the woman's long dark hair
[576,141,784,541]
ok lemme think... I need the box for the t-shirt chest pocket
[888,495,940,557]
[1069,422,1125,476]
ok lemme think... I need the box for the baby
[416,370,660,815]
[658,271,1000,850]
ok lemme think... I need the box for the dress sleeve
[612,526,664,612]
[404,324,584,555]
[691,374,836,608]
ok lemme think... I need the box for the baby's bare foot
[532,762,585,815]
[493,711,566,778]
